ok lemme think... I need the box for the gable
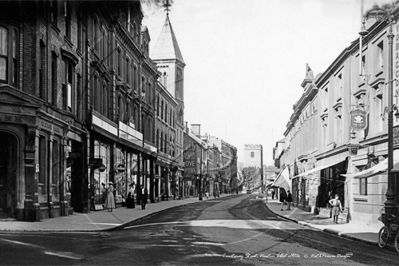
[0,85,42,108]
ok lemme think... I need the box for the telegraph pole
[261,145,264,194]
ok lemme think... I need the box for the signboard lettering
[0,114,24,123]
[183,140,197,176]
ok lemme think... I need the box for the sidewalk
[265,198,380,245]
[0,194,230,232]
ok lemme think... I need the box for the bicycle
[378,213,399,252]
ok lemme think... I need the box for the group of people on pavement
[101,182,148,212]
[279,189,293,211]
[274,188,344,224]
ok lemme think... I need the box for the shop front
[0,87,80,221]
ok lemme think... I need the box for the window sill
[353,197,368,202]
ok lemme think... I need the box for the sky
[141,0,392,165]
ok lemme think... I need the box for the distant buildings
[182,124,238,196]
[244,144,263,168]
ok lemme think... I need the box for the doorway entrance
[0,132,18,219]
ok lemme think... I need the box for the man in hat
[139,185,148,210]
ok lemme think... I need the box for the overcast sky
[142,0,391,165]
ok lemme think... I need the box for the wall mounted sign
[351,109,367,131]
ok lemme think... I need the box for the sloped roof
[151,15,185,64]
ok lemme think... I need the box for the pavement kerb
[264,201,378,246]
[263,200,300,224]
[323,229,377,246]
[0,195,233,233]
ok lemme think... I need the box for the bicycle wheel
[395,231,399,252]
[378,226,389,248]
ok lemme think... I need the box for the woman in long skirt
[126,183,135,208]
[104,182,116,212]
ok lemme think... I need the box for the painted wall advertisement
[183,139,197,178]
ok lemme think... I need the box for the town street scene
[1,0,399,265]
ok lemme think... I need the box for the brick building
[0,0,178,221]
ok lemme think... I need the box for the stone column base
[24,200,41,222]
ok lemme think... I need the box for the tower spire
[164,0,171,16]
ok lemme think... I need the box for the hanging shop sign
[117,164,125,173]
[99,164,106,172]
[350,109,367,131]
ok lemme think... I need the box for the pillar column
[24,127,40,221]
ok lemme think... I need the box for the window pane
[0,27,8,56]
[0,58,6,80]
[67,84,72,108]
[12,29,16,58]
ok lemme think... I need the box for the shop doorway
[67,140,86,213]
[0,132,17,219]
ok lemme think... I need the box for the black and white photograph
[1,0,399,265]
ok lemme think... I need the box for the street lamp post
[362,3,399,222]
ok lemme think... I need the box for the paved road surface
[1,195,398,265]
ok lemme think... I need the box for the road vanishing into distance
[1,195,399,265]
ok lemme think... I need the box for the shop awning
[271,167,291,191]
[293,156,347,179]
[341,158,390,179]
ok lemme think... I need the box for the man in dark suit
[139,185,148,210]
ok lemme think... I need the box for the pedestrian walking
[285,190,293,210]
[279,189,286,211]
[126,183,135,209]
[329,194,343,224]
[104,182,116,212]
[271,190,275,200]
[139,185,148,210]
